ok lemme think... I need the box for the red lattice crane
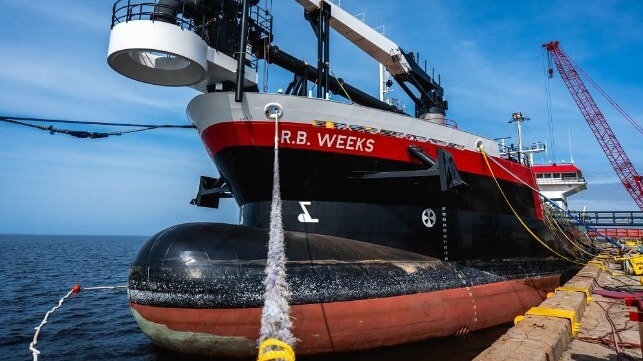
[543,40,643,211]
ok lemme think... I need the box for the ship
[106,0,587,357]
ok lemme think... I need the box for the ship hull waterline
[130,277,558,357]
[127,223,564,357]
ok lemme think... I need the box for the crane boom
[295,0,411,75]
[293,0,447,118]
[543,41,643,210]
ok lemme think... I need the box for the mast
[235,0,251,102]
[379,63,385,101]
[509,112,529,159]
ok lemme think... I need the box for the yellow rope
[329,67,353,103]
[542,206,586,258]
[546,208,597,258]
[483,152,621,251]
[258,338,296,361]
[479,148,584,265]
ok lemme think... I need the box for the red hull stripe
[201,121,538,188]
[589,228,643,238]
[131,275,558,355]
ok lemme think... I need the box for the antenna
[508,112,530,154]
[494,136,511,150]
[379,63,385,101]
[568,127,574,164]
[544,137,549,158]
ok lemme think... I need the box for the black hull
[216,146,537,216]
[211,146,561,261]
[242,201,556,261]
[128,223,569,309]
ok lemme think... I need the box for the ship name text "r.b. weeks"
[279,129,375,152]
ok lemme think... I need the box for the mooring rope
[29,284,127,361]
[480,146,621,249]
[258,103,295,361]
[478,145,584,265]
[545,207,598,259]
[0,116,195,139]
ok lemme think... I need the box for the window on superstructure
[544,174,552,178]
[536,174,543,179]
[562,173,577,181]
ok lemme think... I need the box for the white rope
[29,284,127,361]
[259,103,295,346]
[82,286,127,291]
[29,289,74,361]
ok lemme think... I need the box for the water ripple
[0,234,507,361]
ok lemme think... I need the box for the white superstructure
[533,164,587,210]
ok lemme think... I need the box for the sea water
[0,235,509,360]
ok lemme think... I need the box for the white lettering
[318,133,336,147]
[346,136,356,150]
[355,137,365,151]
[316,132,374,152]
[296,131,308,145]
[365,139,375,152]
[280,130,292,144]
[336,135,346,148]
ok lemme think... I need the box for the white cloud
[0,128,235,235]
[0,44,195,113]
[568,182,639,211]
[3,0,109,32]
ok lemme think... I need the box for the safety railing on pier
[569,211,643,227]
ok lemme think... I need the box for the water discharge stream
[259,104,295,346]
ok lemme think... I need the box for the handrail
[110,0,272,72]
[569,211,643,227]
[536,178,586,184]
[111,0,206,39]
[444,118,458,129]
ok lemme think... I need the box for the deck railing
[111,1,206,38]
[569,211,643,227]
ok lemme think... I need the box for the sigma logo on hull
[297,201,319,223]
[422,208,436,228]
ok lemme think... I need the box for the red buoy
[72,284,81,293]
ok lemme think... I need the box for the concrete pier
[474,258,642,360]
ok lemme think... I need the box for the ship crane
[294,0,447,121]
[543,41,643,211]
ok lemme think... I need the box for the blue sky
[0,0,641,235]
